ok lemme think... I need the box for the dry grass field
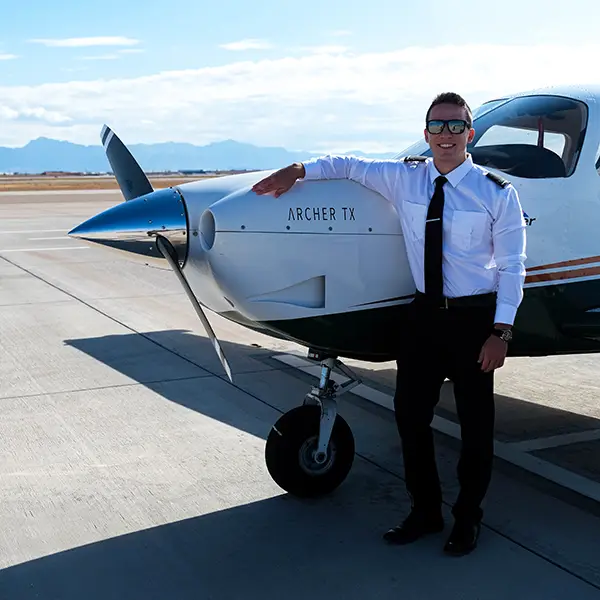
[0,173,231,192]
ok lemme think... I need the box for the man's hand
[478,334,508,372]
[251,163,306,197]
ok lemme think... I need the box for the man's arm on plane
[301,154,406,204]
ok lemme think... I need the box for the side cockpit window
[468,95,588,179]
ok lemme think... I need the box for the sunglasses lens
[427,120,444,134]
[448,120,466,133]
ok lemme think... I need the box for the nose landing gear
[264,352,361,497]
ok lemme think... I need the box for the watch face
[494,328,512,341]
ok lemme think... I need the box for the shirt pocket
[403,200,427,241]
[450,210,488,250]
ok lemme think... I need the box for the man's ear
[468,127,475,143]
[424,129,429,143]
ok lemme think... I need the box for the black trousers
[393,297,496,523]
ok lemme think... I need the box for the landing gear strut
[265,351,361,497]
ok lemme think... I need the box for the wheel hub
[298,436,336,475]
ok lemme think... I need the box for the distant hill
[0,137,397,174]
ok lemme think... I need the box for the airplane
[68,83,600,499]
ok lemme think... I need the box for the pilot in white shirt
[252,91,527,557]
[300,151,527,326]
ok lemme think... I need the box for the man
[252,92,527,556]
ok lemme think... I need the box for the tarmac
[0,189,599,599]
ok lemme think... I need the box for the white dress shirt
[301,153,527,326]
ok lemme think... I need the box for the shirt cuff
[494,303,517,326]
[301,159,322,180]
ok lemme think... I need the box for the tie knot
[435,176,447,187]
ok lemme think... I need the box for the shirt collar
[428,153,474,188]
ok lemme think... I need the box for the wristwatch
[491,327,513,343]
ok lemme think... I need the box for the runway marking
[0,229,66,234]
[507,429,600,452]
[0,246,89,253]
[28,236,71,241]
[272,352,600,504]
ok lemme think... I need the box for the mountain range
[0,137,397,174]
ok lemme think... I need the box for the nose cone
[68,187,189,267]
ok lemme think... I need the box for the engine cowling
[191,178,416,322]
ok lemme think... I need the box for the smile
[438,144,455,149]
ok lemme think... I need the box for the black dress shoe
[443,519,480,556]
[383,510,444,545]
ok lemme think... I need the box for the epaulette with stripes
[485,171,510,188]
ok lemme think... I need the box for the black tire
[265,405,355,498]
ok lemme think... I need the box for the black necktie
[424,175,448,300]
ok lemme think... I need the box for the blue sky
[1,0,599,151]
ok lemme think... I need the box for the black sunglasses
[426,119,470,134]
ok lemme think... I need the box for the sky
[1,0,599,153]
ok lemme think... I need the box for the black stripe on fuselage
[352,294,415,307]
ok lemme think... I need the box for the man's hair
[426,92,473,127]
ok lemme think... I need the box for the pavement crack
[0,375,214,404]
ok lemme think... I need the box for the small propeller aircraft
[69,84,600,498]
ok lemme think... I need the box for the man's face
[424,103,475,163]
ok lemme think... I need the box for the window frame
[468,94,588,178]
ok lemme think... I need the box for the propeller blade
[101,125,154,201]
[155,235,233,383]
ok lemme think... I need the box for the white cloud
[0,105,72,124]
[28,37,140,48]
[219,38,272,51]
[1,43,599,151]
[0,54,18,60]
[0,106,18,119]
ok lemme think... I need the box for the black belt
[414,290,496,309]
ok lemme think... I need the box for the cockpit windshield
[400,95,588,178]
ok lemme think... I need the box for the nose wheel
[264,354,360,498]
